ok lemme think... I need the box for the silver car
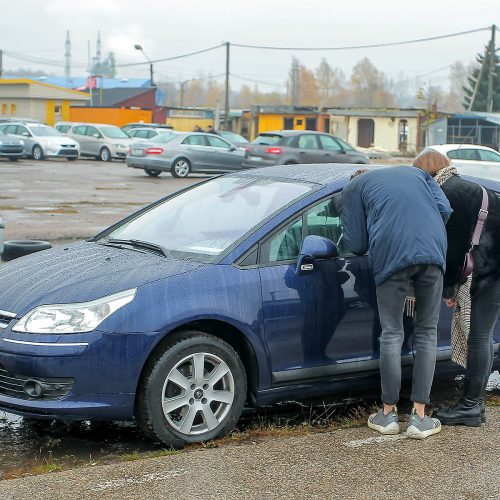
[127,132,245,177]
[66,123,133,161]
[0,122,80,161]
[0,130,24,161]
[126,127,174,140]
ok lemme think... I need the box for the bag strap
[470,186,489,248]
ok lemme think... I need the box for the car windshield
[150,133,177,144]
[103,176,315,261]
[335,137,355,151]
[101,126,130,139]
[253,134,282,146]
[30,126,62,137]
[221,131,248,144]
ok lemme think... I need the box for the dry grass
[0,205,20,210]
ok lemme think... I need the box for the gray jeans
[376,264,443,405]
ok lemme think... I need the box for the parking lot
[0,158,204,243]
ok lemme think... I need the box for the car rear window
[253,134,283,146]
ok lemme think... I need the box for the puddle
[0,372,498,479]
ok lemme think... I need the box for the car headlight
[46,141,59,148]
[19,140,24,145]
[114,143,127,149]
[12,288,136,334]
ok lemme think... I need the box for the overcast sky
[2,0,499,90]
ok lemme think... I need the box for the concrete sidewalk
[1,408,498,499]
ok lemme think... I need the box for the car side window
[478,150,500,162]
[182,135,207,146]
[17,126,30,136]
[306,197,349,256]
[456,149,480,161]
[206,136,231,148]
[261,217,303,263]
[318,135,343,151]
[297,134,320,150]
[146,130,156,138]
[5,125,18,134]
[73,126,86,135]
[86,127,99,137]
[447,150,459,160]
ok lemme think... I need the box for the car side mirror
[228,145,237,152]
[296,235,338,275]
[93,133,101,138]
[22,132,30,137]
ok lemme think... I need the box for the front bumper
[0,328,160,420]
[45,146,79,159]
[0,147,24,157]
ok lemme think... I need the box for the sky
[1,0,499,91]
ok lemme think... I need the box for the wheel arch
[134,319,260,414]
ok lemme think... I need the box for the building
[164,107,215,131]
[445,112,500,150]
[0,79,90,125]
[250,105,331,139]
[328,108,426,153]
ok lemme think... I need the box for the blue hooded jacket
[342,166,452,286]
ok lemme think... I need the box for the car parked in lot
[127,131,245,177]
[65,123,133,161]
[429,144,500,181]
[218,131,249,148]
[0,130,24,161]
[0,164,498,447]
[122,123,173,134]
[0,122,80,161]
[126,127,174,140]
[243,131,369,168]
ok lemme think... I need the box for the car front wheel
[100,147,112,162]
[32,145,44,161]
[136,332,247,448]
[171,158,191,178]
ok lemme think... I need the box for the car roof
[257,130,326,137]
[429,144,497,154]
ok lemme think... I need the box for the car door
[179,135,212,171]
[448,148,480,168]
[318,134,349,163]
[205,135,244,172]
[259,195,381,383]
[291,134,325,164]
[71,126,89,155]
[85,126,103,157]
[11,125,33,155]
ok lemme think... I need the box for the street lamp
[134,44,154,87]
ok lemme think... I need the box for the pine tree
[463,41,500,112]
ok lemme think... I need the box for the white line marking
[92,469,188,491]
[345,434,407,448]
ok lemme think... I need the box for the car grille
[61,144,77,148]
[0,145,23,153]
[115,152,126,158]
[0,365,74,401]
[58,149,78,157]
[0,310,16,329]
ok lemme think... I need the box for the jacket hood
[0,241,203,316]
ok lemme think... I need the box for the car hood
[36,136,79,146]
[0,241,204,316]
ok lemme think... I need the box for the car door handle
[299,151,306,155]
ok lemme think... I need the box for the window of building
[283,117,294,130]
[10,104,16,115]
[1,104,7,114]
[398,119,408,149]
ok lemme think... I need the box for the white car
[65,123,133,161]
[429,144,500,181]
[0,122,80,161]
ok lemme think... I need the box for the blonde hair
[413,148,450,174]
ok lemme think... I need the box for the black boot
[434,378,483,427]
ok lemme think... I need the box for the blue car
[0,165,498,447]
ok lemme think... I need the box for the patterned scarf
[435,165,470,368]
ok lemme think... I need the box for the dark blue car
[0,165,498,447]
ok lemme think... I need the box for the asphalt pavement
[0,408,498,499]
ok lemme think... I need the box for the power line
[231,27,490,51]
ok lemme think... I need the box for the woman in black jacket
[414,149,500,426]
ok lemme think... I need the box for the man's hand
[444,297,456,308]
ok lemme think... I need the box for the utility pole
[224,42,230,130]
[64,31,71,86]
[486,24,496,112]
[0,50,3,77]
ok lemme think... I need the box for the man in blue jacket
[342,166,452,439]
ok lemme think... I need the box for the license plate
[248,155,261,161]
[132,149,144,155]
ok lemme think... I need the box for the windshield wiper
[106,238,172,258]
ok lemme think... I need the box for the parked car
[65,123,133,161]
[218,131,249,148]
[243,131,369,168]
[122,123,174,134]
[0,122,80,161]
[0,164,498,447]
[127,132,245,177]
[0,130,24,161]
[127,127,174,140]
[54,122,80,135]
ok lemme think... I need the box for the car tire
[100,147,112,162]
[136,332,247,448]
[32,145,44,161]
[8,157,19,162]
[145,168,161,177]
[67,157,78,161]
[171,158,191,178]
[1,239,52,262]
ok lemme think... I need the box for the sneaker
[406,409,442,439]
[367,407,400,435]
